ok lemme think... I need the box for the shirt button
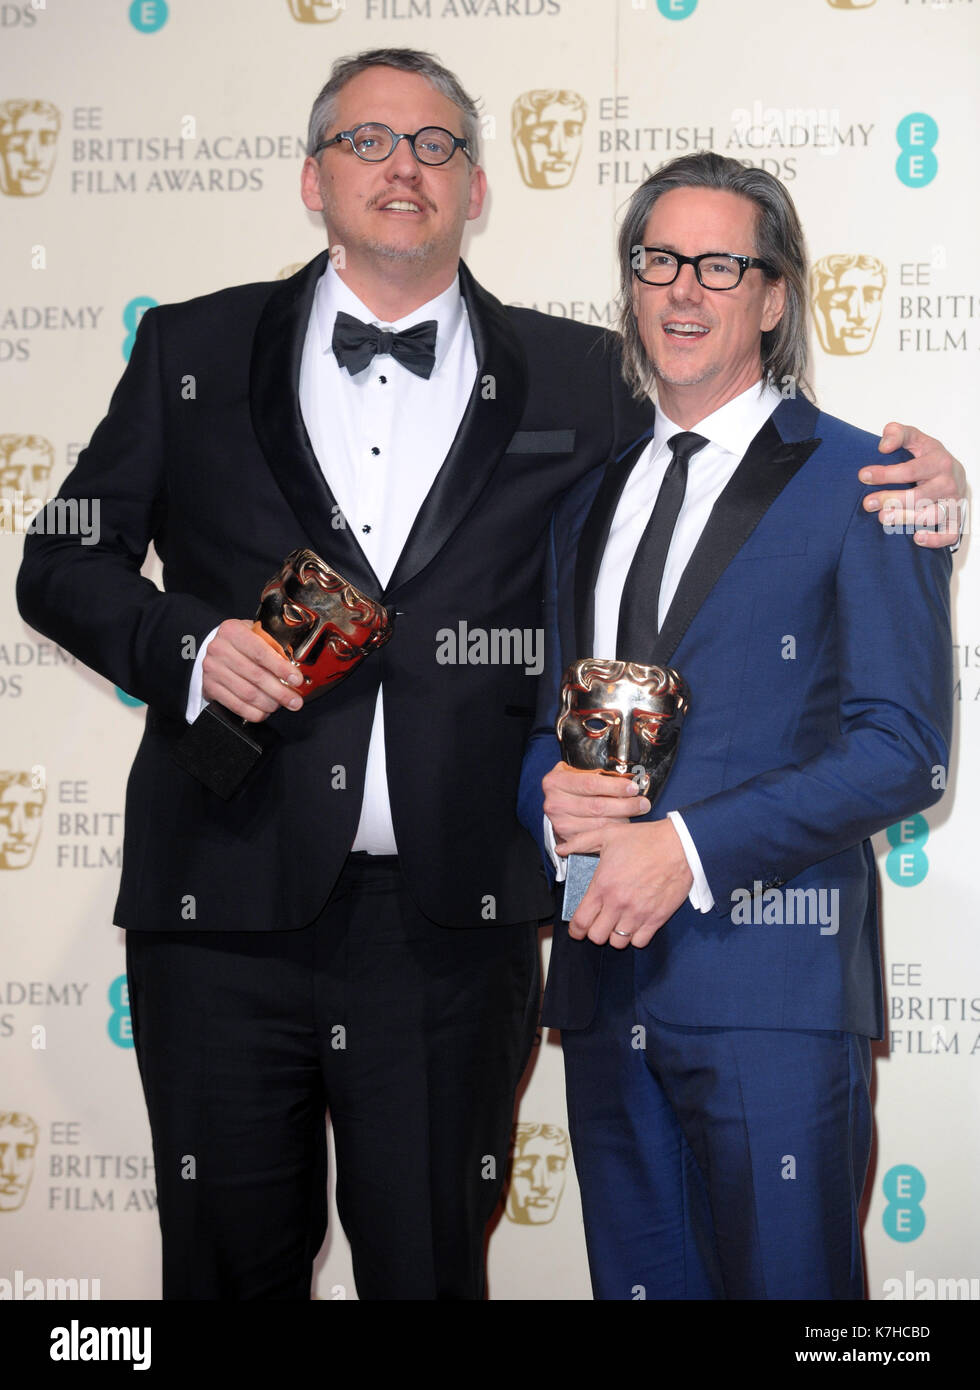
[378,375,387,384]
[362,524,372,534]
[371,446,380,456]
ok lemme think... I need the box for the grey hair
[306,48,481,166]
[617,152,811,401]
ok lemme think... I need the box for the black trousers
[126,854,540,1300]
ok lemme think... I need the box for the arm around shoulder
[679,485,953,909]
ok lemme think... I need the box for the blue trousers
[560,946,872,1300]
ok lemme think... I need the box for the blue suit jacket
[518,393,952,1036]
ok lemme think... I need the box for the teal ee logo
[882,1164,925,1242]
[129,0,169,32]
[885,814,929,886]
[121,296,157,362]
[107,974,134,1048]
[896,113,938,188]
[657,0,697,16]
[114,686,145,708]
[122,296,157,361]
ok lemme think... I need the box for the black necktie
[616,431,709,661]
[331,310,438,380]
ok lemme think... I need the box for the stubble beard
[361,236,440,266]
[652,358,719,390]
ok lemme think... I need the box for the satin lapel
[572,434,654,657]
[249,251,382,597]
[385,262,528,597]
[651,414,821,668]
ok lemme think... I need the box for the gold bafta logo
[0,100,61,198]
[505,1123,570,1225]
[0,1113,38,1212]
[286,0,343,20]
[0,773,45,871]
[512,91,586,190]
[0,433,54,503]
[810,254,886,356]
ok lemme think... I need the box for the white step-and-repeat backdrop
[2,0,976,1303]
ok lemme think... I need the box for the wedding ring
[612,928,633,938]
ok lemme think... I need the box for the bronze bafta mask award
[556,658,690,920]
[173,549,393,798]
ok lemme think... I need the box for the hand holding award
[556,657,689,919]
[174,549,392,798]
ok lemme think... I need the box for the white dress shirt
[187,262,476,854]
[548,379,783,912]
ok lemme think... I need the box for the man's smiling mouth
[663,322,710,339]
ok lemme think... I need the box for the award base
[561,852,599,922]
[171,703,269,800]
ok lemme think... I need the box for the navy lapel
[572,431,655,657]
[249,251,383,598]
[650,396,821,668]
[385,262,528,597]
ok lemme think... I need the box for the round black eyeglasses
[314,123,472,167]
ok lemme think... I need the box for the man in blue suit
[518,153,953,1301]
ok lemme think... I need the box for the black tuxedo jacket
[17,253,653,933]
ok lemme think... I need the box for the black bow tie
[331,310,438,380]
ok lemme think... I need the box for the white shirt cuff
[185,626,220,723]
[668,810,714,913]
[543,815,567,882]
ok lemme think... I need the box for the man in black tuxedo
[15,48,963,1301]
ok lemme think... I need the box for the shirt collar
[652,379,783,461]
[313,261,465,375]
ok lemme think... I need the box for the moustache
[367,188,437,213]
